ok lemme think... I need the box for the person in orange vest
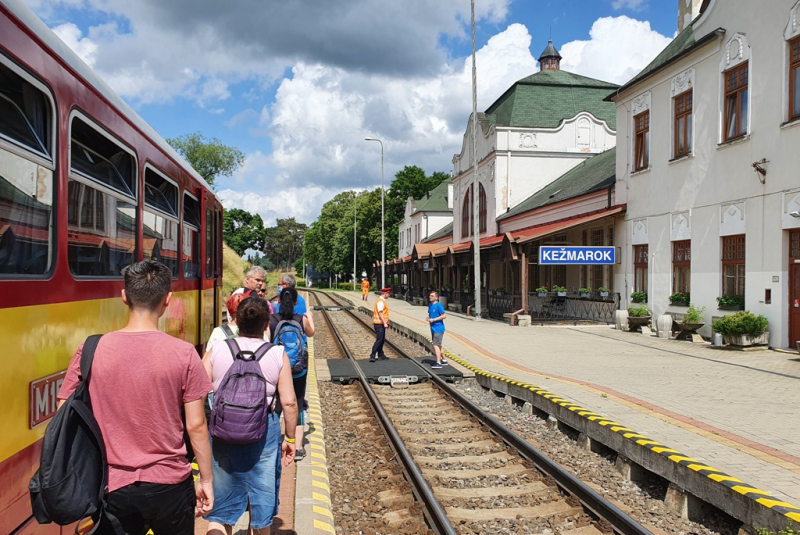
[369,287,391,362]
[360,278,371,301]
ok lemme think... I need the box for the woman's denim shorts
[204,411,282,529]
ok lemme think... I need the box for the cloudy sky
[21,0,675,226]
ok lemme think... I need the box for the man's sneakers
[431,363,442,369]
[369,357,376,362]
[295,448,306,461]
[441,359,449,366]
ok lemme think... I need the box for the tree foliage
[166,132,245,187]
[223,209,265,257]
[263,217,307,270]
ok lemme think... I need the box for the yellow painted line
[686,464,719,472]
[623,433,647,439]
[651,447,680,454]
[755,498,800,510]
[309,436,326,445]
[786,511,800,521]
[310,443,325,452]
[667,455,699,463]
[731,486,771,496]
[610,426,634,432]
[313,505,333,519]
[312,480,331,493]
[313,519,336,534]
[312,469,329,480]
[707,473,743,483]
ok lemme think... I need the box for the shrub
[717,294,745,308]
[578,287,592,293]
[628,303,650,317]
[598,287,610,293]
[535,286,548,293]
[711,311,768,336]
[669,291,690,304]
[683,303,706,324]
[630,291,647,303]
[552,285,567,292]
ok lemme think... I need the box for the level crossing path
[334,290,800,510]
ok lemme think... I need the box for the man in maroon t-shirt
[58,261,214,534]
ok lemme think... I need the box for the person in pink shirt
[57,260,214,534]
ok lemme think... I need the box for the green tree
[223,208,265,256]
[263,217,307,270]
[166,132,245,187]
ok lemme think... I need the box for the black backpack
[29,335,119,533]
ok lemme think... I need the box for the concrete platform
[331,290,800,530]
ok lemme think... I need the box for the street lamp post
[364,137,385,289]
[353,191,357,292]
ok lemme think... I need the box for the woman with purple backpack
[203,296,298,535]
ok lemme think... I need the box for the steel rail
[316,290,654,535]
[310,292,458,535]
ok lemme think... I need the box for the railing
[487,292,516,320]
[528,292,620,323]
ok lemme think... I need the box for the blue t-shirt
[275,291,307,316]
[428,301,446,333]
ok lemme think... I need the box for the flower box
[670,301,689,307]
[718,304,744,311]
[580,292,590,298]
[724,332,769,347]
[537,292,547,297]
[557,291,567,297]
[600,291,609,297]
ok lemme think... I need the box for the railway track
[308,290,654,535]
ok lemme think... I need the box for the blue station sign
[539,246,616,265]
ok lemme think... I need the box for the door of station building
[790,231,800,347]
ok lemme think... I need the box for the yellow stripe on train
[0,290,204,464]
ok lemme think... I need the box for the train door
[789,231,800,348]
[200,191,216,346]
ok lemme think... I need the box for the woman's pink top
[209,336,285,406]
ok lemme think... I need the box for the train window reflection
[143,210,179,277]
[70,117,135,199]
[67,180,137,277]
[144,168,178,219]
[183,192,201,279]
[0,60,52,158]
[0,150,53,275]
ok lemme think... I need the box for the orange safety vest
[373,296,389,324]
[361,280,370,293]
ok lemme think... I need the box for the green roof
[412,179,451,214]
[609,23,723,99]
[425,221,453,242]
[486,69,618,130]
[497,147,616,221]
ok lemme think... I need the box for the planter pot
[627,315,652,332]
[580,292,590,298]
[670,301,689,307]
[557,291,567,297]
[631,298,646,303]
[723,332,769,347]
[537,292,547,297]
[675,322,704,341]
[718,304,744,311]
[600,292,609,297]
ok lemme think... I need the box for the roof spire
[538,39,562,71]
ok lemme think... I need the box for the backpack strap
[221,324,235,338]
[79,334,103,384]
[253,342,274,361]
[224,338,242,361]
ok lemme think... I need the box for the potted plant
[669,291,690,306]
[674,303,705,340]
[711,310,769,347]
[578,287,592,298]
[630,291,647,303]
[598,287,610,298]
[552,285,567,297]
[627,303,652,332]
[535,286,548,297]
[717,294,745,311]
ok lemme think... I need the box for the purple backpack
[209,339,273,444]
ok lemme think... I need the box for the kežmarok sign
[539,246,616,265]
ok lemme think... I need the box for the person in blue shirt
[275,273,306,315]
[427,291,448,369]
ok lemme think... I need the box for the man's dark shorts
[95,476,194,535]
[432,332,444,347]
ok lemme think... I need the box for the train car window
[183,193,201,279]
[70,117,135,199]
[0,60,53,158]
[0,56,55,277]
[143,168,179,277]
[205,208,213,279]
[66,180,137,276]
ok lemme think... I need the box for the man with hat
[369,287,392,362]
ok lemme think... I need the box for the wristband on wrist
[284,437,296,443]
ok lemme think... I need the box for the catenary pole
[353,192,357,291]
[365,137,385,288]
[471,0,482,319]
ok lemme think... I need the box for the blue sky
[22,0,677,226]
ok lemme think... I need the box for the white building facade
[612,0,800,347]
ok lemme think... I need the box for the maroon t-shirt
[58,330,212,492]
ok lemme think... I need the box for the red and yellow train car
[0,1,224,532]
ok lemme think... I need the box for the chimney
[678,0,703,32]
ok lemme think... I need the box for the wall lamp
[752,158,768,184]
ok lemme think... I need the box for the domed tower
[538,40,561,71]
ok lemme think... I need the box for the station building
[609,0,800,347]
[385,42,625,321]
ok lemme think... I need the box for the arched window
[461,187,471,238]
[479,184,487,233]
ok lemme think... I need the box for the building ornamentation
[632,92,651,116]
[519,133,537,148]
[671,69,694,97]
